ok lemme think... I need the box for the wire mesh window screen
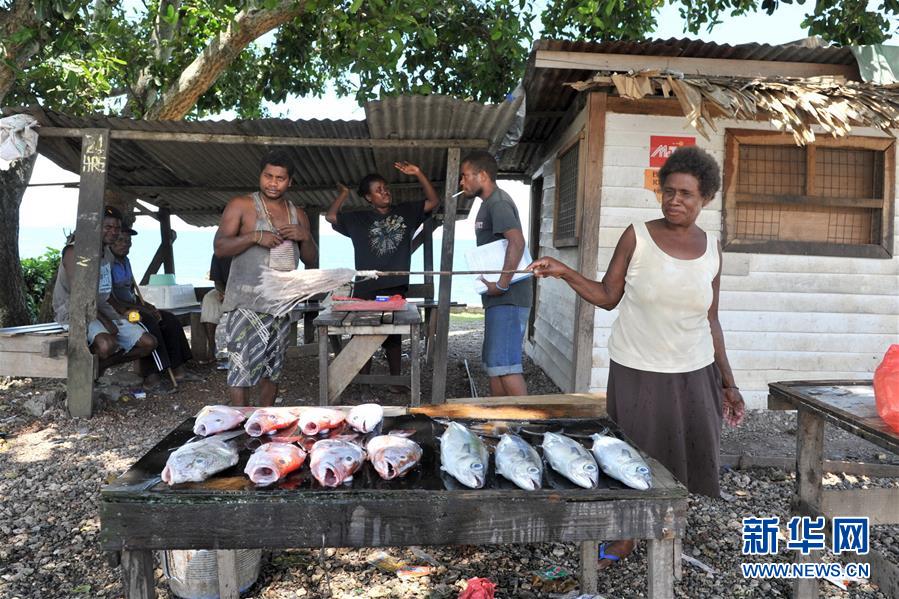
[735,203,874,245]
[555,142,579,242]
[815,148,884,199]
[738,145,805,195]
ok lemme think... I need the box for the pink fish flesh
[244,407,302,437]
[309,439,366,487]
[366,434,423,480]
[299,408,346,436]
[244,442,307,486]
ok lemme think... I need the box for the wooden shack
[505,38,899,408]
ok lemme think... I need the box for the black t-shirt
[333,200,426,297]
[209,255,232,288]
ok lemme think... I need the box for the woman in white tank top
[529,146,745,567]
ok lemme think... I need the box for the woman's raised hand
[394,161,421,176]
[527,256,569,279]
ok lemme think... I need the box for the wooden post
[304,209,322,344]
[430,147,461,404]
[139,244,165,285]
[794,409,825,599]
[578,540,598,594]
[422,218,435,363]
[572,92,606,392]
[120,550,155,599]
[647,538,675,599]
[318,324,330,406]
[159,206,175,275]
[66,129,109,418]
[215,550,240,599]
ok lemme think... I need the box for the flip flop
[175,371,204,383]
[597,542,631,571]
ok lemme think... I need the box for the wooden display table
[101,398,686,598]
[768,380,899,599]
[314,304,421,405]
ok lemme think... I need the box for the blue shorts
[482,305,529,377]
[86,319,145,352]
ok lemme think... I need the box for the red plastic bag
[873,345,899,433]
[458,577,496,599]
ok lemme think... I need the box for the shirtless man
[214,150,317,406]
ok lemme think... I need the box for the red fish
[299,408,346,436]
[244,407,303,437]
[366,434,422,480]
[244,442,307,486]
[193,405,253,436]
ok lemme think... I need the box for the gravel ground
[0,311,896,598]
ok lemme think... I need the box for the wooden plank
[431,147,461,404]
[793,408,825,599]
[329,323,416,335]
[159,207,175,275]
[100,496,685,550]
[858,549,899,599]
[410,322,420,406]
[120,550,154,599]
[410,403,606,420]
[578,540,599,594]
[318,326,330,406]
[821,488,899,525]
[215,550,240,599]
[40,127,492,148]
[328,334,388,401]
[534,50,860,80]
[0,351,68,378]
[573,92,606,392]
[728,129,893,151]
[720,454,899,479]
[313,310,348,327]
[39,337,65,357]
[0,333,67,352]
[139,242,165,285]
[190,311,210,362]
[447,391,605,406]
[67,129,108,418]
[646,538,675,599]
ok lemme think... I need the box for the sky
[17,2,895,243]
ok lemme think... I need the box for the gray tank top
[222,193,301,314]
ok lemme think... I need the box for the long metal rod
[373,269,533,276]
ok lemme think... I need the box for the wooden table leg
[578,540,598,594]
[216,550,240,599]
[410,323,420,406]
[426,308,438,365]
[647,538,675,599]
[793,409,825,599]
[304,311,317,344]
[121,550,155,598]
[190,312,210,363]
[319,326,329,406]
[328,334,386,402]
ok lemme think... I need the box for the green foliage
[20,247,60,323]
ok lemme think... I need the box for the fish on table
[299,407,347,436]
[161,435,240,485]
[366,433,423,480]
[590,433,653,490]
[439,422,489,489]
[244,442,308,486]
[495,433,543,491]
[244,407,304,437]
[193,405,254,436]
[541,431,598,489]
[347,403,384,434]
[309,439,366,487]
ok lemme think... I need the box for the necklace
[260,196,292,229]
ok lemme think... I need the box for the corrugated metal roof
[21,95,519,227]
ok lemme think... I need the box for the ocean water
[19,226,485,306]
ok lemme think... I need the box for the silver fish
[309,439,366,487]
[161,436,239,485]
[541,431,598,489]
[439,422,489,489]
[495,433,543,490]
[347,403,383,434]
[590,433,653,490]
[193,405,248,436]
[366,433,423,480]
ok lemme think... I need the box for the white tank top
[608,221,718,373]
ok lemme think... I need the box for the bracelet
[495,282,510,292]
[723,385,739,390]
[255,231,262,245]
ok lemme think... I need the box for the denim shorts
[482,305,529,377]
[86,319,145,352]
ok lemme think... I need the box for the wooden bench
[0,322,76,379]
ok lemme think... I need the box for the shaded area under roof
[19,95,523,227]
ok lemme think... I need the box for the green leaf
[72,585,91,594]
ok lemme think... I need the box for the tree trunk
[0,154,37,327]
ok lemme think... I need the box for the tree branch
[147,0,305,120]
[0,0,40,103]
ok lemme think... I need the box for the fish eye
[344,455,354,462]
[471,463,483,471]
[585,464,596,471]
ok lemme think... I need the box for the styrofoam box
[138,284,198,309]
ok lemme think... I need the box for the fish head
[454,454,487,488]
[164,442,232,484]
[311,443,364,487]
[301,408,346,436]
[347,403,383,433]
[245,409,289,436]
[194,406,244,436]
[509,461,542,491]
[569,456,599,488]
[622,464,653,490]
[373,443,421,480]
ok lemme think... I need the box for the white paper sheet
[464,239,533,295]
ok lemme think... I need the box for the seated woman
[529,146,745,568]
[325,161,441,392]
[108,229,201,392]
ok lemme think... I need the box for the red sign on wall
[649,135,695,167]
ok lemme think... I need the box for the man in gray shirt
[460,151,532,396]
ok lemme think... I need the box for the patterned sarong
[225,308,291,387]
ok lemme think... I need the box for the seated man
[52,206,156,375]
[107,229,201,391]
[199,253,231,365]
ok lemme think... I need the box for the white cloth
[608,221,719,373]
[0,114,39,170]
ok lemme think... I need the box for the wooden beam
[431,147,461,404]
[121,180,441,196]
[572,92,606,392]
[159,207,175,275]
[67,129,108,418]
[139,243,166,285]
[821,488,899,525]
[534,49,860,80]
[38,127,491,148]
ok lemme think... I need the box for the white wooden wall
[530,110,899,408]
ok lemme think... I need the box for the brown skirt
[607,360,724,497]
